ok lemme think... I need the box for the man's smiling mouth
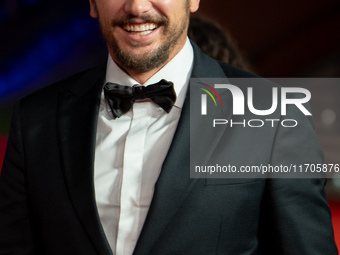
[122,23,158,35]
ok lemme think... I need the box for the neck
[114,62,163,85]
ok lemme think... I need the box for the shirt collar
[105,37,194,108]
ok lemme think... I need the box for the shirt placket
[116,103,150,255]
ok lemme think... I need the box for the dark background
[0,0,339,246]
[0,0,339,104]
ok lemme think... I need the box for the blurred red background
[0,137,7,168]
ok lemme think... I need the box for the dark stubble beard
[99,4,190,72]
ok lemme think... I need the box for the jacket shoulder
[26,64,103,100]
[19,63,105,110]
[217,60,258,78]
[12,63,105,124]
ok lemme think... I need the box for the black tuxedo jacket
[0,43,338,255]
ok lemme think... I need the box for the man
[0,0,337,254]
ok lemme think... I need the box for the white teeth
[123,23,158,34]
[134,30,153,35]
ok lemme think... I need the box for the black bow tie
[104,79,176,118]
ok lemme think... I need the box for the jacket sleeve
[258,102,338,254]
[0,101,35,254]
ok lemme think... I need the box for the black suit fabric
[0,43,337,255]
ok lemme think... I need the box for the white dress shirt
[94,38,194,255]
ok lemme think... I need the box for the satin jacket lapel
[58,63,113,255]
[133,43,233,255]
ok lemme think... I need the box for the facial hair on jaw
[99,10,190,73]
